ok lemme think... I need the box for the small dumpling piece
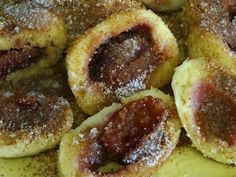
[58,89,181,177]
[0,1,67,80]
[172,58,236,164]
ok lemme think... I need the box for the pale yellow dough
[172,58,236,165]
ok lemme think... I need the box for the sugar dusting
[190,0,236,52]
[1,2,54,31]
[75,100,174,174]
[232,16,236,32]
[115,70,149,99]
[123,111,171,167]
[0,90,70,145]
[87,64,156,100]
[0,67,75,146]
[192,62,236,146]
[87,26,161,99]
[203,62,236,99]
[25,0,141,41]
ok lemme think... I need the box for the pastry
[0,64,76,157]
[172,58,236,164]
[7,62,88,126]
[184,0,236,67]
[67,9,179,115]
[58,89,181,177]
[0,1,67,80]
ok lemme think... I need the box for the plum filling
[101,96,165,158]
[88,26,161,88]
[192,74,236,146]
[78,96,169,172]
[0,46,45,79]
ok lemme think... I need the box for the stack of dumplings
[1,0,236,176]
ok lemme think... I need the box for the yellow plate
[156,146,236,177]
[0,145,235,177]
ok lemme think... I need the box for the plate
[0,145,235,177]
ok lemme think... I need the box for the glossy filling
[89,26,161,88]
[0,46,45,79]
[192,74,236,146]
[78,96,170,173]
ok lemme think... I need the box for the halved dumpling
[0,1,67,80]
[0,66,74,158]
[67,9,179,115]
[7,62,87,127]
[58,89,181,177]
[141,0,186,11]
[172,58,236,164]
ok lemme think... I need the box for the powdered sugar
[122,113,171,167]
[115,71,148,98]
[192,0,236,53]
[3,2,54,30]
[29,0,141,41]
